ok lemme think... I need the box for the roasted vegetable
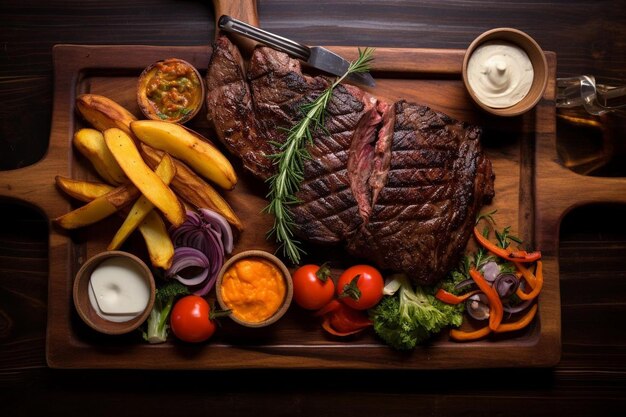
[108,153,177,250]
[54,183,140,229]
[131,120,237,190]
[55,176,114,200]
[73,128,127,185]
[54,176,174,269]
[76,93,137,136]
[140,143,243,231]
[137,211,175,269]
[104,128,185,227]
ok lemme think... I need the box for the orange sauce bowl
[216,250,293,328]
[136,58,205,124]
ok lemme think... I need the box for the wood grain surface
[1,0,626,415]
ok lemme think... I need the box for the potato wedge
[54,176,174,269]
[76,94,137,136]
[104,128,185,227]
[108,153,177,251]
[73,128,127,185]
[55,176,115,201]
[138,211,175,270]
[54,184,140,229]
[140,144,243,231]
[131,120,237,190]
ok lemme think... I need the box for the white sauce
[467,41,534,108]
[88,257,150,323]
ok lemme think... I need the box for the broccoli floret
[371,274,463,350]
[142,280,189,344]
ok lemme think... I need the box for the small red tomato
[292,263,335,310]
[337,265,384,310]
[170,295,216,343]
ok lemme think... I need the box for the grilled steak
[206,36,495,285]
[248,45,385,244]
[205,35,274,179]
[346,101,495,285]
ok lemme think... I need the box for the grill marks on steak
[248,46,329,147]
[347,101,495,285]
[205,36,495,285]
[293,86,381,243]
[247,46,385,244]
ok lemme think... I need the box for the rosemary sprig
[265,47,375,264]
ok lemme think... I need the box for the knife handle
[212,0,259,53]
[218,15,310,61]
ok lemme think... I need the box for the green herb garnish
[265,47,375,264]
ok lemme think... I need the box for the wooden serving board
[0,41,587,370]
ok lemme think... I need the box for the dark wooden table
[1,0,625,415]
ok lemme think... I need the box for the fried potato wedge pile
[54,94,243,269]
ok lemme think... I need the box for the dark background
[1,1,625,415]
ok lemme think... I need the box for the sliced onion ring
[493,273,520,298]
[454,278,475,291]
[503,298,533,314]
[167,247,210,286]
[167,209,234,296]
[199,208,234,254]
[466,293,490,321]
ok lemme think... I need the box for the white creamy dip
[467,41,534,108]
[88,257,151,323]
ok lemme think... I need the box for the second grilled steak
[346,101,495,285]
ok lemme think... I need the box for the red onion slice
[454,278,475,291]
[503,299,533,314]
[167,247,210,286]
[493,273,520,298]
[166,209,234,296]
[199,208,233,254]
[466,293,490,321]
[481,261,501,282]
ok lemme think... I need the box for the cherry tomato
[336,265,384,310]
[170,295,216,343]
[292,263,335,310]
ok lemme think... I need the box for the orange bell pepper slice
[450,325,491,341]
[469,268,503,331]
[515,261,543,301]
[494,304,538,333]
[435,288,481,305]
[473,227,541,262]
[451,304,539,340]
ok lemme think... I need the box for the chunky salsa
[139,58,203,123]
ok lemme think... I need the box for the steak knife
[218,15,376,87]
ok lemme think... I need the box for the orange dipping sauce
[220,257,287,323]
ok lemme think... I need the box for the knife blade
[218,15,376,87]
